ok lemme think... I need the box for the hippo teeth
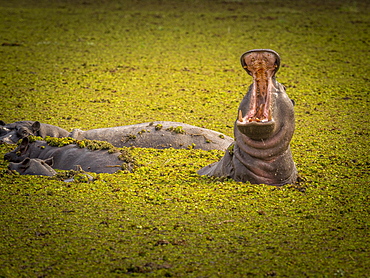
[238,110,271,124]
[238,110,244,123]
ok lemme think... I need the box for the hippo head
[4,136,30,162]
[0,121,9,137]
[237,49,282,140]
[17,121,41,137]
[0,127,11,138]
[198,49,297,185]
[0,121,41,144]
[8,157,56,176]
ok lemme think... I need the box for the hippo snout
[236,120,276,140]
[7,162,17,172]
[0,135,15,144]
[4,151,22,162]
[4,152,11,161]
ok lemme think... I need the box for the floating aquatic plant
[0,0,369,277]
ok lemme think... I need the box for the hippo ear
[19,137,30,154]
[20,158,31,169]
[31,121,41,133]
[0,120,5,126]
[44,157,54,166]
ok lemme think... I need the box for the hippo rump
[8,157,57,176]
[70,121,233,151]
[4,137,134,174]
[0,120,70,144]
[198,49,297,186]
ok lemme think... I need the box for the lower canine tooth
[238,110,243,122]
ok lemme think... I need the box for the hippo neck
[234,146,296,185]
[235,83,295,160]
[232,136,296,185]
[234,149,297,185]
[234,117,293,160]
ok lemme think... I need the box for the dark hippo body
[8,157,57,176]
[4,137,130,174]
[198,49,297,186]
[70,121,233,151]
[0,121,70,144]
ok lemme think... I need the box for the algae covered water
[0,0,369,276]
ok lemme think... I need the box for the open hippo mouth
[236,49,280,140]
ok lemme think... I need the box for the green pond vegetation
[0,0,369,277]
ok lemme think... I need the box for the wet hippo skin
[0,121,70,144]
[198,49,297,186]
[4,137,132,174]
[8,157,57,176]
[70,121,233,151]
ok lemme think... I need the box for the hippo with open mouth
[198,49,297,186]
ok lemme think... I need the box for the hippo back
[4,138,131,174]
[71,121,233,151]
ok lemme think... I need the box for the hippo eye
[22,130,29,136]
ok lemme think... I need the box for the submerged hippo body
[0,121,70,144]
[198,49,297,186]
[70,121,233,151]
[8,157,57,176]
[4,137,130,174]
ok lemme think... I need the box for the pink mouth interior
[237,51,279,125]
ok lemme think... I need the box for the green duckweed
[0,0,369,277]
